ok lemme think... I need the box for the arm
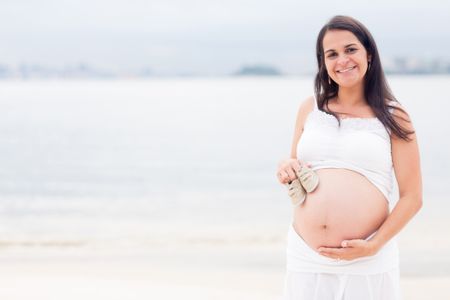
[290,96,314,158]
[318,105,423,259]
[367,107,423,251]
[277,96,315,184]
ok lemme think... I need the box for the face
[322,30,371,88]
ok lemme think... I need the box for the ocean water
[0,77,449,272]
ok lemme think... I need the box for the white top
[297,97,394,203]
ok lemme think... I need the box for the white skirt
[282,269,401,300]
[282,224,401,300]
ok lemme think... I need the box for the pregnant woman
[277,16,422,299]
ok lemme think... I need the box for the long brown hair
[314,15,414,141]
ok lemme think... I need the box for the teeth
[337,66,356,73]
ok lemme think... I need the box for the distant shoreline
[1,72,450,80]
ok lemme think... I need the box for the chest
[297,111,392,166]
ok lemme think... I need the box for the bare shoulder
[290,96,316,157]
[389,101,415,135]
[295,95,316,126]
[389,101,422,200]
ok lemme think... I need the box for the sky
[0,0,449,75]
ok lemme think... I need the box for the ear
[367,54,372,63]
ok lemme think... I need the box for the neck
[336,84,366,107]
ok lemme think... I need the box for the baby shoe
[286,179,306,206]
[295,165,319,193]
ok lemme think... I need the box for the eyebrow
[324,43,358,54]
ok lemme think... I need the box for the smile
[336,66,357,73]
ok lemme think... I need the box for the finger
[276,170,283,182]
[319,246,358,258]
[292,160,302,171]
[278,170,290,183]
[318,250,340,258]
[318,252,332,258]
[318,251,341,260]
[318,247,349,256]
[278,159,291,170]
[317,246,341,252]
[285,168,297,180]
[341,239,364,248]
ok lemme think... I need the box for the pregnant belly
[293,168,389,250]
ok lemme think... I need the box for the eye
[346,47,357,53]
[327,52,337,58]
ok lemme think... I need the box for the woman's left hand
[317,239,379,261]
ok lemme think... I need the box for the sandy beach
[1,202,449,300]
[1,242,449,300]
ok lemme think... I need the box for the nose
[336,54,350,66]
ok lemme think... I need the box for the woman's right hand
[276,158,311,184]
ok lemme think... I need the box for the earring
[328,76,331,84]
[368,61,371,70]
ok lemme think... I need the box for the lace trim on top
[309,109,387,132]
